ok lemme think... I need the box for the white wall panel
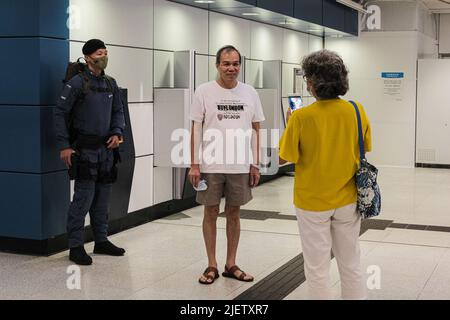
[347,78,417,125]
[70,42,153,103]
[308,35,323,53]
[250,22,283,61]
[208,56,218,82]
[128,103,154,157]
[154,50,174,88]
[246,60,263,89]
[154,0,208,53]
[195,55,209,89]
[106,46,153,103]
[439,14,450,54]
[418,3,437,39]
[417,59,450,164]
[282,63,301,98]
[128,156,154,213]
[153,88,190,167]
[69,0,153,48]
[326,32,419,167]
[69,41,85,62]
[282,29,308,98]
[153,167,173,204]
[283,30,309,64]
[417,32,438,59]
[209,12,251,57]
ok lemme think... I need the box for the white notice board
[381,72,404,101]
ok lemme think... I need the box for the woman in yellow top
[279,50,371,300]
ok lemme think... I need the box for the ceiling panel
[167,0,355,37]
[421,0,450,13]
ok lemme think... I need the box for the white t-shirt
[190,81,265,173]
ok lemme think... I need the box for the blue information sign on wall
[382,72,404,78]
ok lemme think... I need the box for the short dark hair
[301,49,349,99]
[216,45,242,65]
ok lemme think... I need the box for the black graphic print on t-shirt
[216,100,246,121]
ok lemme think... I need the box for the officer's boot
[93,240,125,256]
[69,246,93,265]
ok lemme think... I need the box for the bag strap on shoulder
[103,75,114,93]
[349,100,365,161]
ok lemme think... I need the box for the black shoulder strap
[82,75,115,94]
[103,75,114,94]
[81,72,90,96]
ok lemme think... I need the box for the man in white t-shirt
[189,45,265,285]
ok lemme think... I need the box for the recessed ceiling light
[279,20,295,25]
[336,0,368,14]
[194,0,215,3]
[242,13,260,16]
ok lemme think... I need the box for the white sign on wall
[382,72,404,101]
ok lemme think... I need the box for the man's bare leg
[199,205,220,283]
[225,204,253,281]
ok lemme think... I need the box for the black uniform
[54,69,125,248]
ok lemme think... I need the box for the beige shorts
[196,173,253,207]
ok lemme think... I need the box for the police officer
[54,39,126,265]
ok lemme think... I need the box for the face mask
[90,56,108,70]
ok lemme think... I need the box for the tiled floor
[2,167,450,299]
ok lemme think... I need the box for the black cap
[82,39,106,55]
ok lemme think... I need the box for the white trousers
[296,203,367,300]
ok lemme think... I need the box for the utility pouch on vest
[68,153,79,180]
[68,153,98,181]
[113,148,121,164]
[111,148,121,182]
[97,148,120,183]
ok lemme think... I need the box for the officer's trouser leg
[89,182,112,244]
[67,180,96,248]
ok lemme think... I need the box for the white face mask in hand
[193,179,208,191]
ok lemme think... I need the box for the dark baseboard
[416,163,450,169]
[0,197,199,256]
[0,166,294,256]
